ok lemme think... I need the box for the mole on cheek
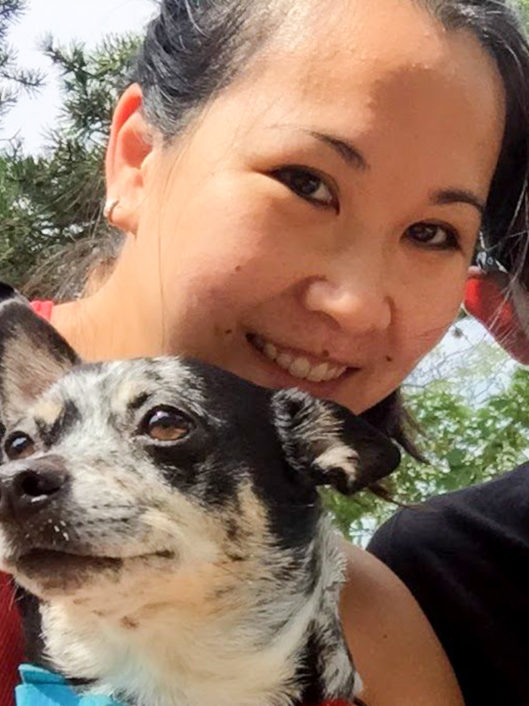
[121,616,139,630]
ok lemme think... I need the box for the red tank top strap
[0,573,23,705]
[30,299,54,322]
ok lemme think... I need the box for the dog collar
[16,665,360,706]
[16,664,127,706]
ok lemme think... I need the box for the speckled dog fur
[0,289,400,706]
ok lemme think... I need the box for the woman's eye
[271,166,339,211]
[405,222,460,250]
[140,406,194,443]
[4,432,36,461]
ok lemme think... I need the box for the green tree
[0,0,42,119]
[328,349,529,545]
[0,34,139,294]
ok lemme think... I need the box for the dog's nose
[0,465,69,520]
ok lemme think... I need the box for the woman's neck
[50,273,163,362]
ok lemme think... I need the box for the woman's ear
[105,83,154,235]
[464,267,529,364]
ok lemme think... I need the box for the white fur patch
[32,397,64,426]
[314,445,358,479]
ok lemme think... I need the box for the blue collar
[16,664,127,706]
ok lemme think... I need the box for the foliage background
[2,0,529,545]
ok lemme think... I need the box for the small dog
[0,288,400,706]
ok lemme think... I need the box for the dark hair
[422,0,529,284]
[132,1,274,140]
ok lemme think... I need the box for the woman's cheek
[402,295,464,366]
[162,180,324,303]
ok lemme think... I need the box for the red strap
[0,573,23,706]
[29,300,54,322]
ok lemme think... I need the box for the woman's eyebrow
[432,188,485,216]
[303,135,486,216]
[305,130,368,171]
[269,125,486,216]
[270,124,369,170]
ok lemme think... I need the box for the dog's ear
[0,285,80,424]
[271,389,400,494]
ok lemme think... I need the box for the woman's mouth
[247,334,350,383]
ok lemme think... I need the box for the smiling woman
[53,0,506,418]
[2,0,529,704]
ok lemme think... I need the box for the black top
[368,464,529,706]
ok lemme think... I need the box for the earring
[103,198,120,223]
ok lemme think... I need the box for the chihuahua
[0,288,399,706]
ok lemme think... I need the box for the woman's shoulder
[369,463,529,565]
[339,541,463,706]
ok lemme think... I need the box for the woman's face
[109,0,505,414]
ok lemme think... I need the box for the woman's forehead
[251,0,505,110]
[148,0,505,223]
[202,0,504,190]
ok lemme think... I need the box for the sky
[0,0,156,153]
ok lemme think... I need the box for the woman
[1,0,529,703]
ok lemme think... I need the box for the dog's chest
[38,586,335,706]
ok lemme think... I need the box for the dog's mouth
[11,548,175,580]
[16,549,121,575]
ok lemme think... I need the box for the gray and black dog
[0,286,400,706]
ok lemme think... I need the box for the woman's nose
[303,267,392,335]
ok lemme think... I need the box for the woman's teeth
[251,336,347,382]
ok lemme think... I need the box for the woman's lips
[247,333,355,383]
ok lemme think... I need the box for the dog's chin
[7,549,122,595]
[20,549,122,575]
[8,548,175,597]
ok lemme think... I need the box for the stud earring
[103,198,120,223]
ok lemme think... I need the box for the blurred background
[1,0,527,544]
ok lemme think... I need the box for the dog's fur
[0,288,400,706]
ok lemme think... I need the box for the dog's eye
[4,432,36,460]
[141,407,193,442]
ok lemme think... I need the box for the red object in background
[464,272,529,365]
